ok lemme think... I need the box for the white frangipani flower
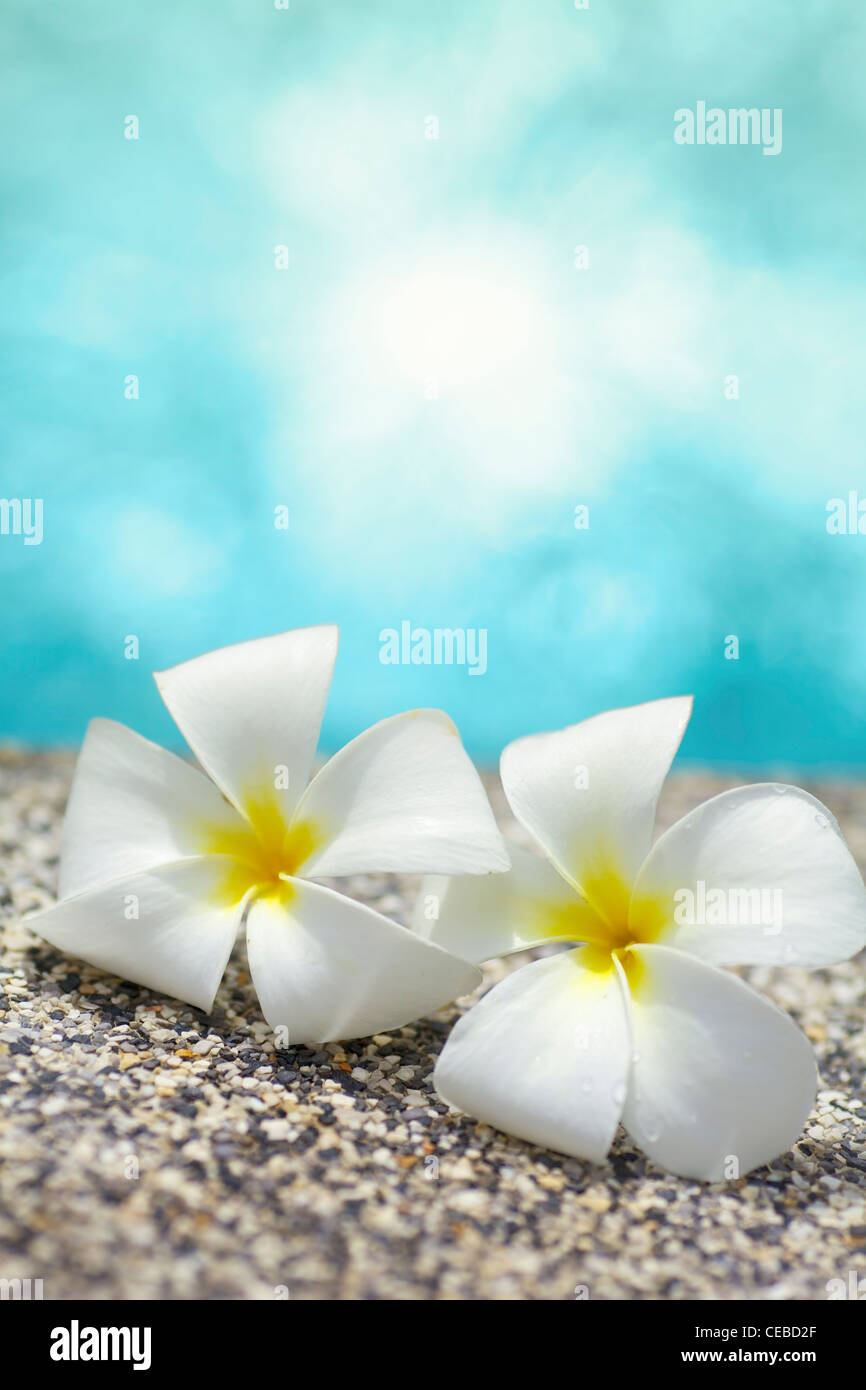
[417,697,866,1180]
[31,626,508,1042]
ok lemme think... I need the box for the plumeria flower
[416,697,866,1180]
[30,626,509,1042]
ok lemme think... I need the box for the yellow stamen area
[536,857,669,998]
[190,790,320,908]
[565,940,643,994]
[614,944,647,995]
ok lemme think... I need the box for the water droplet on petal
[580,1078,593,1094]
[611,1082,627,1106]
[814,813,829,828]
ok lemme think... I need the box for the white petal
[29,858,244,1012]
[434,949,631,1161]
[500,697,692,907]
[633,784,866,967]
[59,718,248,899]
[621,944,817,1180]
[294,709,509,877]
[414,846,606,964]
[245,878,481,1043]
[154,625,338,819]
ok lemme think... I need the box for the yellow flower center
[538,857,669,991]
[192,791,320,906]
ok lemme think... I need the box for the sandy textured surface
[1,747,865,1301]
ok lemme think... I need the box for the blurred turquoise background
[2,0,866,767]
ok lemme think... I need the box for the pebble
[0,753,864,1299]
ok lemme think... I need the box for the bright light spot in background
[281,234,582,519]
[378,267,544,389]
[260,219,730,526]
[254,195,866,584]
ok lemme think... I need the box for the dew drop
[611,1082,627,1106]
[580,1078,593,1094]
[814,813,829,828]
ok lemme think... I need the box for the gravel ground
[1,747,865,1301]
